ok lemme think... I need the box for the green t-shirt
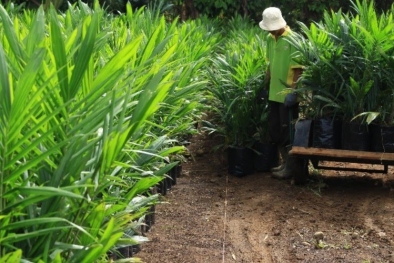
[266,27,302,103]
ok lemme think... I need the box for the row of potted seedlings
[109,161,183,259]
[296,116,394,152]
[289,0,394,153]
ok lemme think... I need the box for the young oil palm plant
[348,0,394,126]
[290,0,394,124]
[287,11,349,119]
[204,17,270,176]
[152,17,220,143]
[206,20,267,148]
[287,0,394,150]
[0,1,206,261]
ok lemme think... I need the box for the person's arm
[291,68,303,89]
[284,67,303,107]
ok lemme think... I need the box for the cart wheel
[293,158,309,185]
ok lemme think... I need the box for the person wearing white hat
[259,7,303,179]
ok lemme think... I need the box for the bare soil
[137,132,394,263]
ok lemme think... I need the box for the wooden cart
[286,119,394,184]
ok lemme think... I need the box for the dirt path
[137,133,394,263]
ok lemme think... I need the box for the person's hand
[284,93,297,108]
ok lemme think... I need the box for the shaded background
[2,0,392,27]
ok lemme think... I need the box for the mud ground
[137,132,394,263]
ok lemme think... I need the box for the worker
[259,7,303,179]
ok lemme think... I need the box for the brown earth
[136,132,394,263]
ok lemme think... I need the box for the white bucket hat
[259,7,286,31]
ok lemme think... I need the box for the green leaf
[0,5,26,63]
[125,176,163,201]
[68,13,98,99]
[25,7,45,56]
[0,43,11,119]
[50,7,69,102]
[5,186,85,199]
[76,218,123,263]
[0,250,22,263]
[8,48,46,143]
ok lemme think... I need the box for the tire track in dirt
[224,174,278,263]
[226,218,273,263]
[357,189,394,257]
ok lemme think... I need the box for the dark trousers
[268,101,299,148]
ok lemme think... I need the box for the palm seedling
[206,18,267,148]
[0,2,209,261]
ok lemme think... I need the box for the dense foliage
[1,0,394,262]
[0,2,219,261]
[288,0,394,125]
[5,0,392,27]
[205,15,269,148]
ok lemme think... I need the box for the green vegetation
[1,0,394,261]
[0,2,218,261]
[206,15,268,148]
[288,0,394,125]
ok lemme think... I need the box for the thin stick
[222,173,229,262]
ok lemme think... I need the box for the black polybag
[293,119,313,147]
[370,124,394,152]
[312,117,342,149]
[341,121,370,151]
[252,142,278,172]
[227,146,254,176]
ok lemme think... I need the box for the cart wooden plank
[289,146,394,164]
